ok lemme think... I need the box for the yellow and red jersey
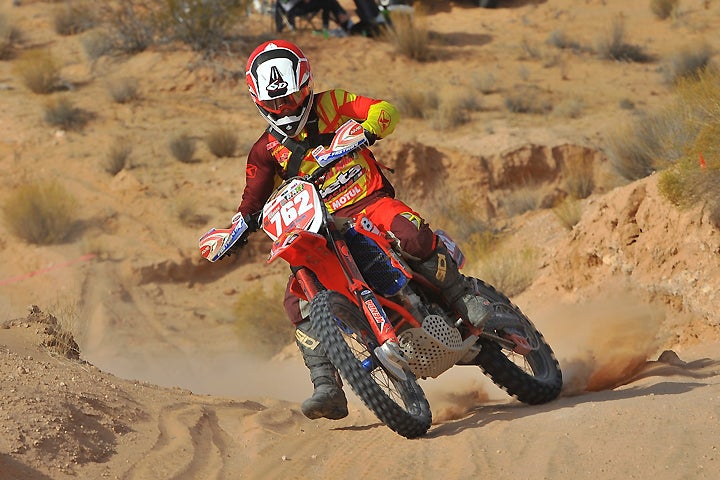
[238,89,399,217]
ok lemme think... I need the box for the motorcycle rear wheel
[309,290,432,438]
[470,278,562,405]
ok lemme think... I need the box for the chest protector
[267,98,387,213]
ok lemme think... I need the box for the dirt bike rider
[235,40,490,420]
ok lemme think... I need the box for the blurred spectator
[276,0,353,34]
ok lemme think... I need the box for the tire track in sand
[123,403,231,480]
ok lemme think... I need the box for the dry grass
[661,43,714,85]
[205,127,238,158]
[552,97,584,119]
[2,181,78,245]
[53,1,97,36]
[650,0,679,20]
[386,9,432,62]
[546,29,583,52]
[44,96,92,130]
[657,69,720,225]
[80,29,114,61]
[596,16,652,63]
[504,85,553,114]
[431,91,480,130]
[107,77,140,103]
[501,184,545,216]
[169,133,197,163]
[161,0,250,54]
[45,301,82,359]
[103,138,133,175]
[394,87,439,119]
[98,1,156,54]
[0,12,22,60]
[14,49,61,94]
[477,247,539,297]
[232,282,294,356]
[605,66,716,181]
[553,197,583,230]
[563,156,595,199]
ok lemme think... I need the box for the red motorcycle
[199,120,562,438]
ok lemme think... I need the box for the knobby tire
[470,277,562,404]
[309,290,432,438]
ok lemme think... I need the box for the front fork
[292,224,411,381]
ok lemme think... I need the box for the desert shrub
[546,29,582,52]
[80,29,114,61]
[160,0,249,54]
[46,301,82,359]
[394,88,438,119]
[2,181,78,245]
[431,91,479,130]
[205,127,238,158]
[553,197,582,230]
[44,96,92,130]
[233,282,294,356]
[53,1,97,36]
[552,98,584,119]
[661,43,713,85]
[0,12,22,60]
[14,49,61,94]
[619,98,635,110]
[429,190,494,242]
[98,1,156,54]
[478,247,539,297]
[169,132,197,163]
[606,69,720,181]
[107,77,140,103]
[386,10,432,62]
[658,150,720,226]
[472,71,497,94]
[657,71,720,224]
[596,16,652,63]
[563,156,595,199]
[649,0,679,20]
[504,85,552,114]
[501,184,545,217]
[102,138,133,175]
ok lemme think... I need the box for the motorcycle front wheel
[309,290,432,438]
[469,277,563,405]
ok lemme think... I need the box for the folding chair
[274,0,322,33]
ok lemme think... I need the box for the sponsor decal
[319,164,363,198]
[246,164,258,179]
[266,66,288,97]
[436,253,447,282]
[330,185,362,210]
[378,110,391,131]
[364,298,386,330]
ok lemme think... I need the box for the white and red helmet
[246,40,314,137]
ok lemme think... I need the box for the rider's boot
[408,240,492,329]
[295,320,349,420]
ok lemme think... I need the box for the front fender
[269,229,349,297]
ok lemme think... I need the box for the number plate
[262,179,323,241]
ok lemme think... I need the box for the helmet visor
[259,84,311,116]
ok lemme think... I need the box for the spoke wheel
[309,290,432,438]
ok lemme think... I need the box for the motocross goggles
[260,84,312,116]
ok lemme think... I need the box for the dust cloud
[85,348,313,403]
[532,293,668,395]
